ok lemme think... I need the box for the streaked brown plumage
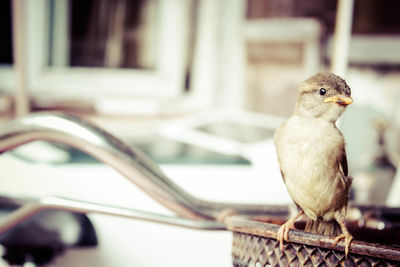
[274,72,353,257]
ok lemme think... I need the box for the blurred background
[0,0,400,266]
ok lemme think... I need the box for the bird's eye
[319,88,326,95]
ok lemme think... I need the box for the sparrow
[273,72,354,257]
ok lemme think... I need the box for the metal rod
[0,195,225,234]
[0,113,288,233]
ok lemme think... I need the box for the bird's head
[294,72,353,122]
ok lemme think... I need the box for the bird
[273,72,354,257]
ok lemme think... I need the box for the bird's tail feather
[304,218,341,237]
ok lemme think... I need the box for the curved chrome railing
[0,112,288,233]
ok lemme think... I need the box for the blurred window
[49,0,157,69]
[38,0,190,100]
[0,0,192,107]
[3,0,400,115]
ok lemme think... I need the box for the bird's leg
[277,210,304,250]
[333,214,353,259]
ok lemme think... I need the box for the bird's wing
[339,147,348,177]
[338,146,352,192]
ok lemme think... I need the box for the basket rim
[226,215,400,262]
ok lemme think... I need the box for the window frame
[17,0,191,101]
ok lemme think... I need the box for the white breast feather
[274,116,345,220]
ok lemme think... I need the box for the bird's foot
[276,210,304,250]
[277,220,295,250]
[333,233,353,259]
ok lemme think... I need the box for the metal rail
[0,112,288,233]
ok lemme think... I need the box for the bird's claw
[277,221,295,250]
[333,234,353,259]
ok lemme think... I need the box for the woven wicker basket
[227,216,400,267]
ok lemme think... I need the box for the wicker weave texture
[232,232,400,267]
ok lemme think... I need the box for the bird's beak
[324,95,353,106]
